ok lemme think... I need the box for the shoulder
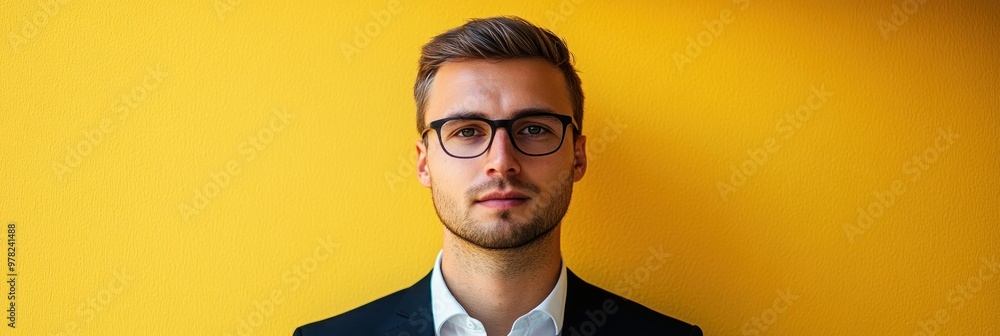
[293,273,434,336]
[564,269,702,336]
[292,288,406,336]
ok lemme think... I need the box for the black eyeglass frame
[420,112,579,159]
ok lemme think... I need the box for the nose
[483,128,521,177]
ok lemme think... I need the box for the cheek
[429,157,473,190]
[536,152,575,173]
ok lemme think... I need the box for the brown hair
[414,16,584,137]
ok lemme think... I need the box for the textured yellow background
[3,0,998,335]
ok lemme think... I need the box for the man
[295,16,701,336]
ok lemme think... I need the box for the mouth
[475,191,530,210]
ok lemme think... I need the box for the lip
[475,191,530,209]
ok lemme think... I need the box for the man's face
[416,58,587,250]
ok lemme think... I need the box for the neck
[441,225,562,336]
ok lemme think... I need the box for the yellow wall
[3,0,998,335]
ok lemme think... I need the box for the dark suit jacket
[294,269,701,335]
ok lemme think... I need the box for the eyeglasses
[421,112,579,159]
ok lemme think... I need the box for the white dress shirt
[430,251,568,336]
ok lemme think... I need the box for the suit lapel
[562,269,610,336]
[382,271,436,336]
[379,269,606,336]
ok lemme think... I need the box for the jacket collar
[383,271,435,336]
[383,267,590,336]
[428,251,567,335]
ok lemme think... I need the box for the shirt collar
[430,250,568,335]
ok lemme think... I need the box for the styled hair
[414,16,584,137]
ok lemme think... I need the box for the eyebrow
[444,107,559,120]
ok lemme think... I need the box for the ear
[572,135,587,182]
[416,139,432,188]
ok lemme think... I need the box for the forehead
[425,58,573,121]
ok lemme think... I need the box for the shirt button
[467,320,475,329]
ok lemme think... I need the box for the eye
[519,125,550,135]
[456,128,484,138]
